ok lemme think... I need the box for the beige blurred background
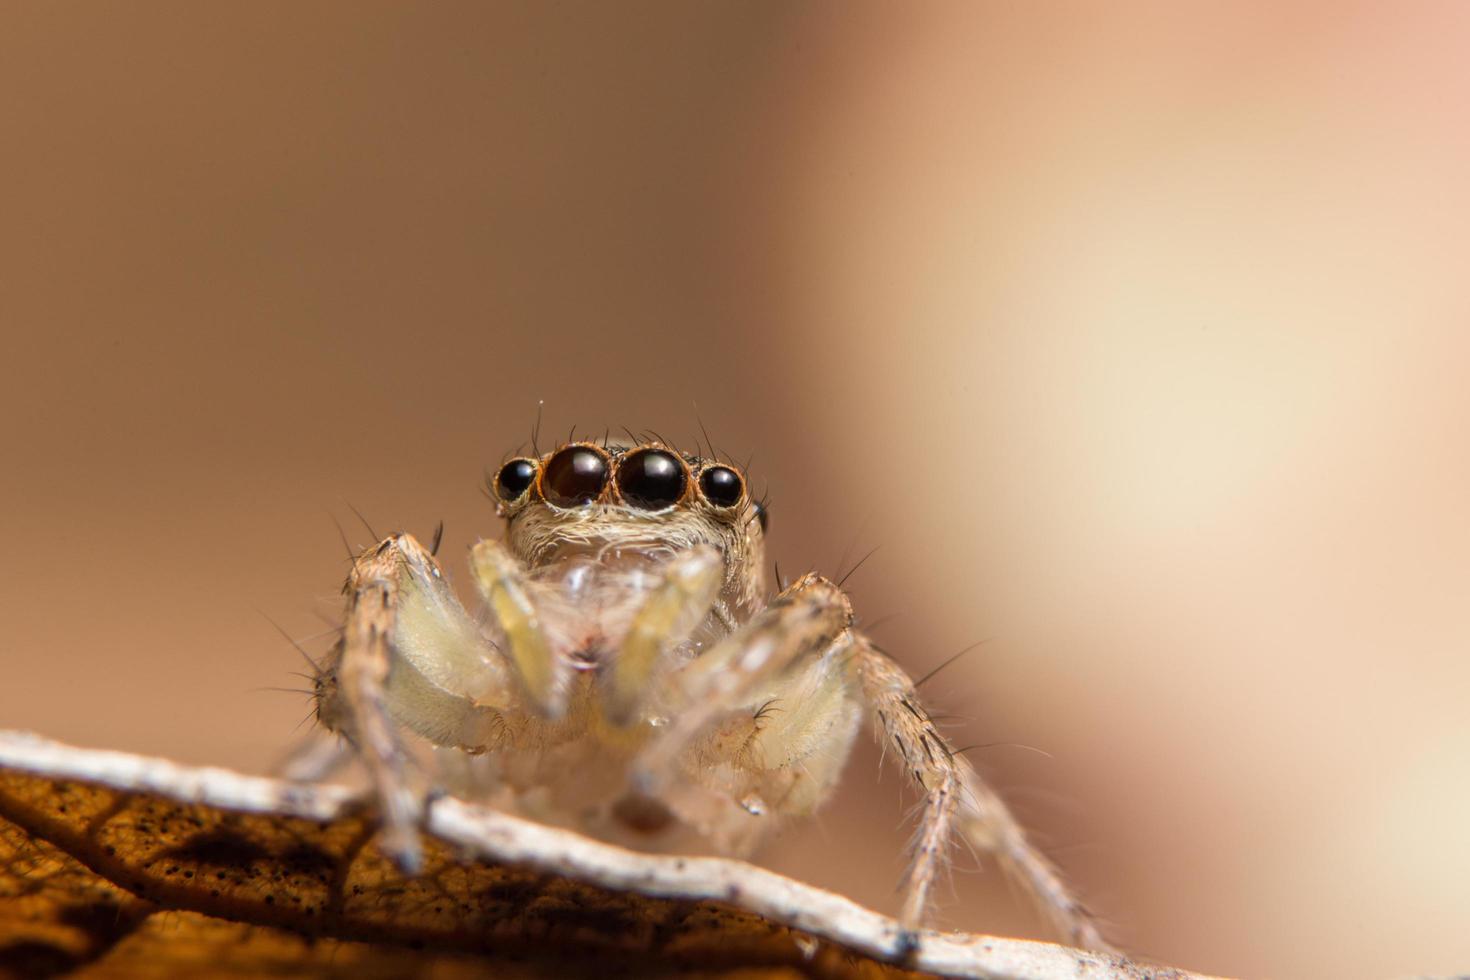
[4,4,1469,977]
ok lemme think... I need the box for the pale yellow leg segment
[853,638,1113,951]
[733,640,864,820]
[316,533,509,872]
[632,573,853,794]
[469,538,566,718]
[602,545,723,727]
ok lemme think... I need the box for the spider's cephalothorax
[492,441,768,614]
[308,436,1109,951]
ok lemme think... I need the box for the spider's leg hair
[913,638,992,689]
[327,510,356,559]
[751,698,784,724]
[955,742,1055,761]
[341,499,379,541]
[257,610,324,672]
[837,545,881,589]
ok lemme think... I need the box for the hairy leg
[317,533,509,870]
[630,573,853,794]
[326,553,424,869]
[725,638,865,821]
[273,732,352,782]
[852,638,1111,950]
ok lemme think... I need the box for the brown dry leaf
[0,732,1218,980]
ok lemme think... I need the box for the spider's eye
[698,465,744,509]
[541,446,609,507]
[752,500,769,532]
[494,458,537,502]
[616,449,687,510]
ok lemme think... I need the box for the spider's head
[487,440,768,607]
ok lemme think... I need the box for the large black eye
[494,458,537,501]
[616,449,687,510]
[541,446,609,506]
[698,465,744,508]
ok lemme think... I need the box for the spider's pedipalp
[602,545,722,726]
[469,538,568,717]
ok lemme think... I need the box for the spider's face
[489,441,768,607]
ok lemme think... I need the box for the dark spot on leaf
[543,903,641,935]
[56,901,128,940]
[0,940,80,977]
[485,879,541,905]
[281,841,335,876]
[165,830,270,869]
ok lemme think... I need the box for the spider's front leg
[629,572,853,792]
[316,532,511,871]
[852,639,1114,952]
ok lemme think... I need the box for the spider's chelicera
[308,435,1107,949]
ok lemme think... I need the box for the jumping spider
[309,435,1108,949]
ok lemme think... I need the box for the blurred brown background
[4,4,1469,977]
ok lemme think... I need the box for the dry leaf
[0,732,1218,979]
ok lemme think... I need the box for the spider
[307,434,1109,951]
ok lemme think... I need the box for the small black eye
[617,449,687,510]
[494,458,537,501]
[699,465,744,509]
[541,446,609,507]
[752,500,768,532]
